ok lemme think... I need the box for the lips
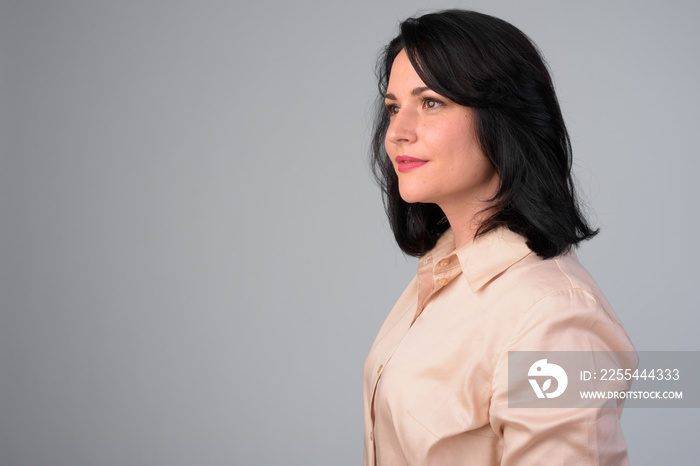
[396,155,428,173]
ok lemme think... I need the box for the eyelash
[385,97,444,116]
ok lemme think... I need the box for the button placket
[433,255,457,290]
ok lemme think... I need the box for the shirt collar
[422,227,533,292]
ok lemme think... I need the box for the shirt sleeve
[489,288,636,466]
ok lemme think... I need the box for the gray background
[1,0,698,464]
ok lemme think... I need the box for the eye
[385,103,399,116]
[422,97,443,109]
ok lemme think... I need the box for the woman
[363,10,635,466]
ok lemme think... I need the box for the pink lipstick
[396,155,428,172]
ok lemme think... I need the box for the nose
[385,108,417,146]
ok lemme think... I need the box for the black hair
[371,9,598,259]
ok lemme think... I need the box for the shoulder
[494,251,633,352]
[492,249,606,308]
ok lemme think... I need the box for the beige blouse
[363,227,635,465]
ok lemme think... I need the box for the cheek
[431,118,472,150]
[438,125,491,179]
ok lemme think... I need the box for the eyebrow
[384,86,431,100]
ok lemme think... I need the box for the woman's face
[384,50,499,213]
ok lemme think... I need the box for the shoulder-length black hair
[371,9,597,259]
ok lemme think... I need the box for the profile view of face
[383,50,499,211]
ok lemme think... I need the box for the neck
[440,201,495,250]
[434,170,501,249]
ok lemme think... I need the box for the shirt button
[377,364,383,374]
[438,259,450,266]
[438,278,449,286]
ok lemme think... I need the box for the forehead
[386,50,427,93]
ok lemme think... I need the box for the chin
[398,188,431,205]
